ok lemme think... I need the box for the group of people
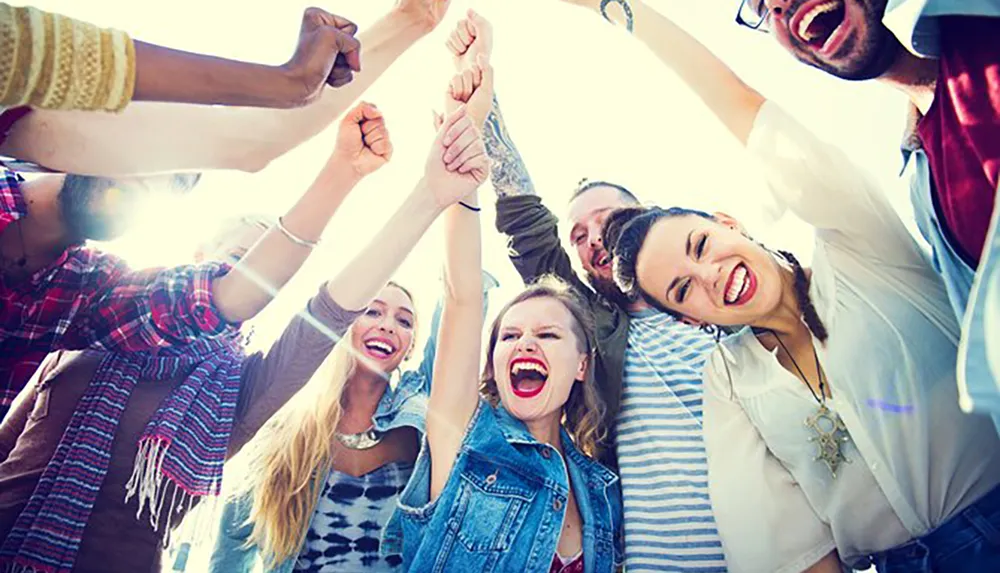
[0,0,997,572]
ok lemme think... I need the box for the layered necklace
[767,331,851,478]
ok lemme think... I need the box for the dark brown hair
[605,206,828,342]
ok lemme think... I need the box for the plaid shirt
[0,170,235,417]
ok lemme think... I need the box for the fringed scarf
[0,334,245,573]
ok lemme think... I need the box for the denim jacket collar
[371,370,426,433]
[493,405,618,488]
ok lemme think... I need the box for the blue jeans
[872,485,1000,572]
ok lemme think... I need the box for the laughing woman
[380,76,623,573]
[206,105,498,572]
[549,1,1000,571]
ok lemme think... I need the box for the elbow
[227,147,275,174]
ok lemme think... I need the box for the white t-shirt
[703,101,1000,572]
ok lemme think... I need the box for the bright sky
[34,0,914,357]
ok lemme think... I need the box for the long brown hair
[478,277,609,461]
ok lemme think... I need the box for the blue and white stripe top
[616,309,727,572]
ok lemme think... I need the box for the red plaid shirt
[0,169,236,417]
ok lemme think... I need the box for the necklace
[335,425,383,450]
[769,331,851,478]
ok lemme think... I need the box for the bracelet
[458,201,481,212]
[600,0,635,33]
[276,216,319,248]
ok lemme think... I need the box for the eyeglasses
[735,0,771,32]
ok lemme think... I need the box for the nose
[378,318,395,334]
[588,222,604,248]
[693,261,724,292]
[515,336,539,354]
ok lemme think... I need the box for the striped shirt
[617,309,727,572]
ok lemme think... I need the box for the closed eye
[500,332,517,341]
[677,279,691,304]
[397,316,413,329]
[539,332,560,339]
[365,308,381,318]
[695,235,707,259]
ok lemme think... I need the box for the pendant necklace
[335,425,383,450]
[769,331,851,478]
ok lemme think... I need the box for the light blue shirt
[887,0,1000,426]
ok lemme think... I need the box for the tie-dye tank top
[293,461,414,572]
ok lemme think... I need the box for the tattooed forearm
[483,94,537,197]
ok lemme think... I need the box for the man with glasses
[733,0,1000,432]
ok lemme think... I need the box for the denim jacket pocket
[448,454,538,553]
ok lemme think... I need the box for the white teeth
[366,340,394,355]
[511,361,548,377]
[726,266,748,304]
[797,0,841,41]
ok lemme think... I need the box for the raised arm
[445,10,537,198]
[0,1,452,176]
[59,100,392,351]
[559,0,765,145]
[0,5,359,111]
[426,63,494,499]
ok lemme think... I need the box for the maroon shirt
[917,16,1000,266]
[0,287,360,573]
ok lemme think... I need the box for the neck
[524,413,564,452]
[879,49,939,114]
[2,176,73,267]
[751,260,805,337]
[339,367,389,430]
[627,298,650,313]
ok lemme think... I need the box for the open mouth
[592,249,611,271]
[509,358,549,399]
[363,337,397,360]
[792,0,847,54]
[724,263,757,306]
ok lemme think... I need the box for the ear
[711,211,747,235]
[574,351,590,384]
[192,248,206,263]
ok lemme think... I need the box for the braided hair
[776,250,828,343]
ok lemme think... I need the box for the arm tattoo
[483,94,537,198]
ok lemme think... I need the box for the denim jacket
[207,272,499,573]
[892,0,1000,430]
[381,402,624,573]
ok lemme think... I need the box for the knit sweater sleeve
[0,3,134,111]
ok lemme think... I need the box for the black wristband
[459,201,481,212]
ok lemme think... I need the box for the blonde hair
[478,277,609,461]
[241,282,414,566]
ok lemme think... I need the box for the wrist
[388,4,440,37]
[322,157,364,192]
[414,176,451,215]
[273,64,315,108]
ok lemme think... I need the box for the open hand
[445,9,493,69]
[281,8,362,106]
[424,107,489,208]
[332,102,393,180]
